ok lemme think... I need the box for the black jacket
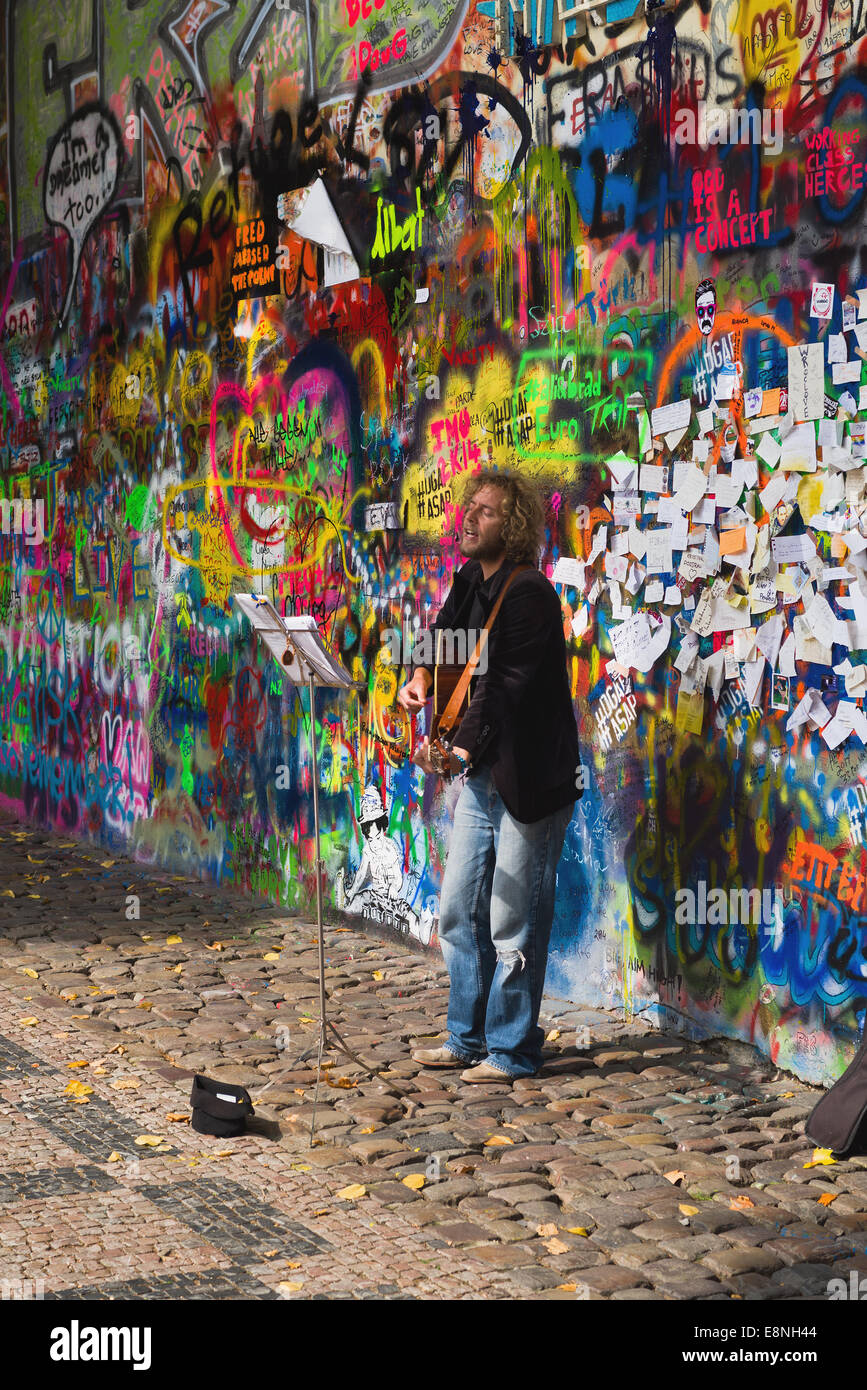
[415,558,580,823]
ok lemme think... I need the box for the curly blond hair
[459,469,545,566]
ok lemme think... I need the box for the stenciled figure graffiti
[336,785,434,945]
[696,278,717,336]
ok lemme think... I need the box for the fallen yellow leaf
[326,1076,356,1089]
[818,1192,839,1206]
[21,968,38,979]
[544,1237,569,1255]
[212,1149,234,1157]
[678,1205,700,1216]
[566,1228,590,1236]
[134,1135,166,1147]
[285,1261,302,1269]
[358,1126,376,1135]
[402,1174,425,1190]
[59,990,78,1001]
[556,1283,578,1292]
[100,860,116,868]
[546,1028,561,1042]
[64,1080,93,1098]
[372,970,384,980]
[664,1170,686,1185]
[107,1152,123,1163]
[484,1135,514,1147]
[67,1060,89,1069]
[18,1017,38,1026]
[204,942,224,951]
[165,1113,189,1123]
[1,889,14,897]
[335,1184,367,1201]
[729,1195,755,1211]
[290,1164,311,1173]
[804,1148,837,1169]
[69,1095,90,1104]
[277,1281,303,1295]
[263,953,281,961]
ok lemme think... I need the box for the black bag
[805,1033,867,1155]
[189,1074,254,1137]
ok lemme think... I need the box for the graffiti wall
[4,0,867,1084]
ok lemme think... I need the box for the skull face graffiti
[696,279,716,336]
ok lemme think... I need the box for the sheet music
[234,596,356,688]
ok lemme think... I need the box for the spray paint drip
[639,11,677,133]
[638,11,678,340]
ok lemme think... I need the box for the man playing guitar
[397,470,580,1082]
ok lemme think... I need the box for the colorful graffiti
[4,0,867,1084]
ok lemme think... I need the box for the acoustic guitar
[419,565,532,775]
[431,658,471,745]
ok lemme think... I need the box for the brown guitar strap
[436,564,532,740]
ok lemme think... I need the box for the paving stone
[609,1288,663,1300]
[721,1223,786,1248]
[720,1272,786,1299]
[431,1222,492,1246]
[655,1233,729,1258]
[457,1197,519,1222]
[595,1232,654,1258]
[491,1183,554,1206]
[478,1168,554,1190]
[347,1137,412,1163]
[771,1264,840,1296]
[515,1200,565,1223]
[504,1266,564,1291]
[762,1237,850,1265]
[478,1219,534,1243]
[464,1245,538,1269]
[420,1178,480,1204]
[631,1219,696,1241]
[701,1248,784,1276]
[577,1266,651,1293]
[366,1181,421,1204]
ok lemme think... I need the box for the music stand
[234,595,374,1143]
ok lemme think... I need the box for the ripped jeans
[436,766,574,1078]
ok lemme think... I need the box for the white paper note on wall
[651,398,691,436]
[788,342,824,421]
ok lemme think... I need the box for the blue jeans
[436,767,573,1078]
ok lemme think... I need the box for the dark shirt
[414,558,581,823]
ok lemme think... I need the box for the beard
[460,531,504,562]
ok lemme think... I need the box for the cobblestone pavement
[1,815,865,1304]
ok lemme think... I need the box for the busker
[397,470,580,1082]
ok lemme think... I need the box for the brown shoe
[460,1060,515,1083]
[412,1045,478,1068]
